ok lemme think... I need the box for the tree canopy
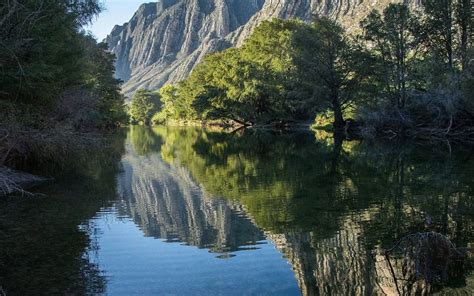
[149,3,472,141]
[129,90,162,125]
[0,0,126,128]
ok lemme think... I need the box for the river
[1,126,473,295]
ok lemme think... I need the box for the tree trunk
[457,0,470,71]
[400,19,407,109]
[332,94,345,130]
[445,0,454,69]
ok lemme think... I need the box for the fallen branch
[0,166,51,197]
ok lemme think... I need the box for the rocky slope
[106,0,420,97]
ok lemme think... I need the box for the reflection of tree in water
[0,133,126,295]
[129,125,163,156]
[116,130,264,254]
[151,126,474,295]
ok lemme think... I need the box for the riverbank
[154,119,316,131]
[0,166,52,196]
[0,122,122,196]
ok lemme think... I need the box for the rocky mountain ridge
[106,0,420,96]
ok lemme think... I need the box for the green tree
[129,90,161,125]
[455,0,472,71]
[421,0,472,72]
[82,38,128,126]
[151,85,179,124]
[361,4,421,109]
[191,48,262,125]
[0,0,101,102]
[294,16,367,128]
[0,0,126,128]
[423,0,456,69]
[170,19,309,125]
[239,19,306,122]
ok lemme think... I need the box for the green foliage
[152,85,179,123]
[155,19,311,125]
[0,0,126,128]
[356,2,473,139]
[421,0,472,70]
[313,110,335,130]
[129,89,162,124]
[149,3,472,139]
[360,4,421,109]
[82,40,128,125]
[151,17,373,128]
[293,16,369,127]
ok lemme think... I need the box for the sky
[86,0,148,41]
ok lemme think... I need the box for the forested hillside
[132,1,473,142]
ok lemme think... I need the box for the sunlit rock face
[106,0,421,97]
[107,0,265,96]
[116,144,264,253]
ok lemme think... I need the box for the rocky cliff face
[106,0,419,96]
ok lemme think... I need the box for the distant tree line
[131,1,473,141]
[0,0,127,129]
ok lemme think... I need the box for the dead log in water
[0,166,51,196]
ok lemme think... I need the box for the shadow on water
[0,130,127,295]
[0,126,473,295]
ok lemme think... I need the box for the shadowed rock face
[106,0,420,97]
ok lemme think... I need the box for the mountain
[106,0,420,97]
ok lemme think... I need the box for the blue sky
[86,0,147,41]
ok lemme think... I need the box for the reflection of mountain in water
[116,127,473,295]
[266,211,381,296]
[116,144,264,253]
[266,209,473,296]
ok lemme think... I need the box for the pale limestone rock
[106,0,420,97]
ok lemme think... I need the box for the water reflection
[116,129,264,253]
[146,126,473,295]
[0,126,473,295]
[0,131,126,295]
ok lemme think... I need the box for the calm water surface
[1,126,473,295]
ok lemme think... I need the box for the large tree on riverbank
[159,19,309,125]
[293,16,369,128]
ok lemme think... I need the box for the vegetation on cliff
[142,2,472,142]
